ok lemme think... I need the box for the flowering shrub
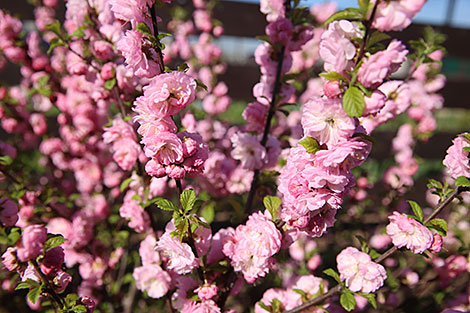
[0,0,469,312]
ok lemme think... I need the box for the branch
[282,185,469,313]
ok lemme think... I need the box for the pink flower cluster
[133,234,172,298]
[223,211,282,283]
[103,117,141,171]
[337,247,387,293]
[386,211,433,254]
[133,71,209,179]
[443,135,470,180]
[278,98,371,237]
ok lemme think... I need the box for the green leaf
[0,155,13,166]
[340,291,356,312]
[408,200,423,222]
[120,178,134,192]
[256,35,270,43]
[70,27,86,39]
[356,235,369,253]
[359,293,377,309]
[292,288,307,297]
[195,79,208,91]
[136,22,153,37]
[15,279,40,290]
[343,86,365,117]
[353,132,376,144]
[44,234,66,251]
[369,249,381,260]
[455,176,470,187]
[65,293,79,306]
[319,71,347,81]
[47,37,65,55]
[177,62,189,73]
[27,285,42,304]
[263,196,281,221]
[7,227,21,245]
[427,179,443,190]
[104,78,116,90]
[358,0,371,15]
[271,298,281,312]
[324,8,364,26]
[367,31,391,48]
[180,189,197,212]
[258,301,271,312]
[70,305,88,313]
[323,268,341,283]
[155,198,177,211]
[45,20,62,36]
[426,218,448,236]
[462,147,470,152]
[200,202,215,224]
[299,136,321,154]
[158,32,172,40]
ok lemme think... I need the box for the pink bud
[166,164,185,179]
[145,159,166,178]
[101,62,115,81]
[195,284,219,300]
[429,234,443,253]
[323,81,342,98]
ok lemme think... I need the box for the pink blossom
[372,0,426,32]
[242,102,268,133]
[260,0,285,22]
[195,284,218,300]
[41,246,65,275]
[193,10,212,32]
[116,30,160,78]
[223,211,282,283]
[139,234,161,266]
[370,234,392,250]
[337,247,387,293]
[443,135,470,180]
[429,234,443,253]
[291,274,328,299]
[109,0,151,27]
[2,247,19,271]
[142,132,183,165]
[255,289,301,313]
[181,300,221,313]
[266,18,293,46]
[323,80,342,99]
[156,221,199,275]
[310,2,337,23]
[53,270,72,293]
[133,264,171,298]
[358,39,408,88]
[230,132,267,170]
[386,211,433,254]
[302,97,356,148]
[119,194,150,233]
[29,113,47,135]
[0,198,19,227]
[16,224,48,262]
[138,71,197,117]
[145,159,167,177]
[319,20,362,74]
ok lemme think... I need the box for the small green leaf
[195,79,208,91]
[356,235,369,253]
[45,20,62,36]
[44,234,66,251]
[263,196,281,221]
[136,22,153,37]
[369,249,381,260]
[177,62,189,73]
[180,189,197,212]
[408,200,423,222]
[462,147,470,152]
[271,298,281,312]
[324,8,364,26]
[70,305,88,313]
[455,176,470,187]
[70,27,86,39]
[0,155,13,166]
[47,37,65,55]
[367,31,391,48]
[292,288,307,297]
[426,218,448,236]
[104,78,116,90]
[256,35,270,43]
[27,285,42,304]
[7,227,21,245]
[353,132,376,144]
[359,293,377,309]
[65,293,79,306]
[15,279,40,290]
[319,71,347,81]
[340,291,356,312]
[155,199,177,211]
[158,32,172,40]
[299,136,321,154]
[343,86,365,117]
[120,177,134,192]
[258,301,271,312]
[323,268,341,283]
